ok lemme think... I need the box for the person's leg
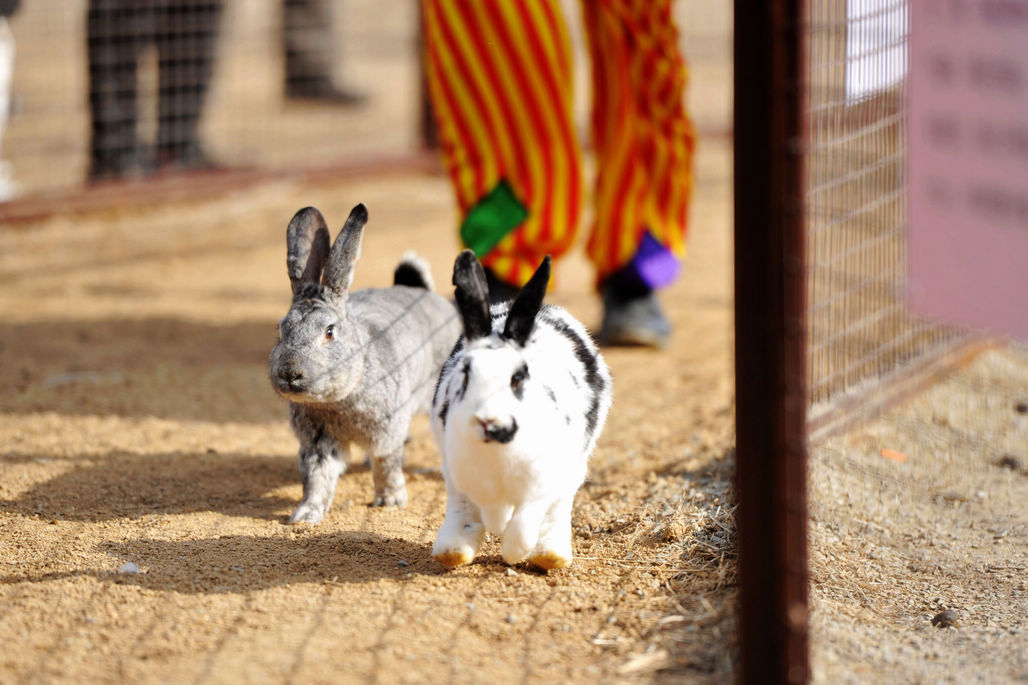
[282,0,366,104]
[421,0,582,297]
[582,0,695,346]
[154,0,223,171]
[0,16,17,199]
[87,0,147,180]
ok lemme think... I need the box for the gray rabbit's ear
[452,249,492,341]
[503,255,550,346]
[322,203,368,297]
[286,206,332,296]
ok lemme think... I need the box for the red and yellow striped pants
[422,0,695,288]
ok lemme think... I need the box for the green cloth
[460,179,528,257]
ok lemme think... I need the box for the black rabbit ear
[286,206,332,296]
[503,255,550,346]
[322,203,368,297]
[452,250,492,341]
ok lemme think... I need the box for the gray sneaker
[597,285,671,348]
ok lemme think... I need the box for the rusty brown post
[733,1,809,683]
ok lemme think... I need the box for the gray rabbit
[269,204,461,523]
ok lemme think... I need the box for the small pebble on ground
[931,610,959,629]
[997,455,1022,471]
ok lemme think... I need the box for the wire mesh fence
[1,0,425,198]
[805,0,972,435]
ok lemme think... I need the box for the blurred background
[0,0,730,198]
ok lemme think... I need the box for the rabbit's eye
[510,367,527,391]
[325,324,335,340]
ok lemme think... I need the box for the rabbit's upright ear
[287,207,332,296]
[322,203,368,297]
[503,255,550,346]
[452,249,492,341]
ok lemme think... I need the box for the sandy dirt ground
[0,139,738,683]
[2,2,1027,680]
[1,137,1026,684]
[808,347,1028,684]
[2,2,744,681]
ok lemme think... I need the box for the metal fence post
[733,1,809,683]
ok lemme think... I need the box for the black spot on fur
[543,385,557,404]
[564,414,571,425]
[457,362,470,401]
[484,417,518,444]
[440,339,465,379]
[438,398,450,427]
[393,262,430,289]
[432,338,465,409]
[539,311,606,442]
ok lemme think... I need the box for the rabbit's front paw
[433,547,475,568]
[530,509,573,569]
[501,531,536,566]
[433,503,485,569]
[528,550,571,571]
[432,533,479,568]
[501,506,545,565]
[371,487,408,507]
[370,450,407,507]
[288,500,328,524]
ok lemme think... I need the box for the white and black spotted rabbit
[431,250,613,570]
[269,204,461,523]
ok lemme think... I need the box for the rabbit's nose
[277,367,306,391]
[477,416,518,444]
